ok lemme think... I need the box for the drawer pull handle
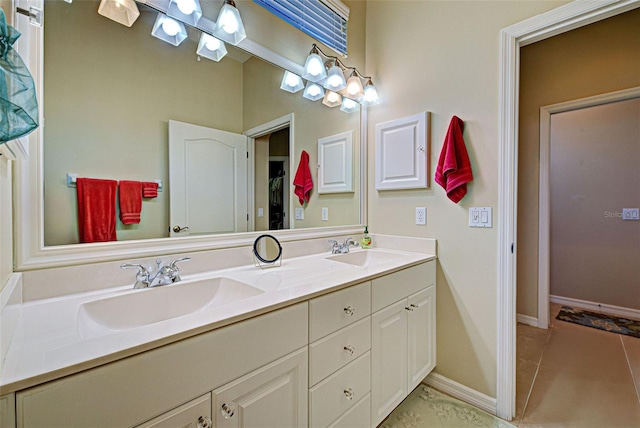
[344,388,355,400]
[343,345,355,355]
[221,403,235,419]
[344,305,355,316]
[405,306,414,312]
[198,416,213,428]
[410,303,419,309]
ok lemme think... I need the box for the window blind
[254,0,348,56]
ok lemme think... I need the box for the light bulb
[343,98,356,108]
[308,84,322,97]
[327,75,342,89]
[285,73,300,87]
[176,0,196,15]
[307,57,323,77]
[114,0,122,9]
[328,92,340,103]
[219,10,239,34]
[205,36,221,51]
[161,17,180,37]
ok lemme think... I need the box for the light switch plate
[469,207,492,228]
[295,207,304,220]
[257,208,264,218]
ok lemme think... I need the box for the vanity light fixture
[344,69,365,99]
[303,81,325,101]
[280,71,305,93]
[213,0,247,45]
[151,13,188,46]
[302,46,327,82]
[340,97,360,113]
[97,0,140,27]
[196,33,227,62]
[363,78,380,105]
[322,90,342,108]
[167,0,203,27]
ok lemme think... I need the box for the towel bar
[66,173,163,192]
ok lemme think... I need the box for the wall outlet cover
[415,207,426,225]
[321,207,329,221]
[295,207,304,220]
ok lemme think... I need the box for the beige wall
[0,158,12,291]
[549,98,640,309]
[517,9,640,318]
[365,0,568,398]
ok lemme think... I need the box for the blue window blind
[254,0,348,56]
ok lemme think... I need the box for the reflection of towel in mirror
[119,180,143,225]
[435,116,473,203]
[293,150,313,205]
[76,177,117,243]
[269,176,282,206]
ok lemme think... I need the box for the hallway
[515,304,640,426]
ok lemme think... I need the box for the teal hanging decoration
[0,8,38,145]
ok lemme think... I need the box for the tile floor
[514,303,640,427]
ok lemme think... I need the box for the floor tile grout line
[620,334,640,406]
[518,322,553,426]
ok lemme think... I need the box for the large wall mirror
[44,1,361,245]
[14,0,366,269]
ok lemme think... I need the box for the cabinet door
[371,300,408,426]
[213,348,308,428]
[135,393,212,428]
[407,286,436,391]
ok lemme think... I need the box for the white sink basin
[78,277,263,335]
[326,250,407,267]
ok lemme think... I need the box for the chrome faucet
[329,238,359,254]
[121,257,191,289]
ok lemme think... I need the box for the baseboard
[550,295,640,320]
[424,372,497,416]
[517,313,538,327]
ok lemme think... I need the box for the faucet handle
[121,263,150,275]
[121,263,151,289]
[169,257,191,270]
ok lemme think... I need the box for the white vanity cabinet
[1,393,16,428]
[308,281,372,428]
[135,393,212,428]
[16,303,308,428]
[371,262,436,426]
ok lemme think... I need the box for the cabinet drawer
[309,352,370,428]
[328,393,370,428]
[309,282,371,342]
[309,316,371,386]
[135,393,211,428]
[372,262,434,312]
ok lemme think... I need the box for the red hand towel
[293,150,313,205]
[119,180,143,225]
[76,178,118,243]
[435,116,474,203]
[142,181,159,198]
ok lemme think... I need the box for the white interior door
[169,120,248,236]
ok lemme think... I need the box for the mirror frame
[13,3,367,270]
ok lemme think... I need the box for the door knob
[172,225,190,233]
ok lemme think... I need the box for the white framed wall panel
[317,131,354,194]
[375,112,429,190]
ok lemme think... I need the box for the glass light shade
[340,97,360,113]
[322,91,342,108]
[213,0,247,45]
[345,71,365,99]
[302,52,327,82]
[303,81,325,101]
[363,79,380,105]
[151,14,188,46]
[196,33,227,62]
[324,63,346,92]
[98,0,140,27]
[167,0,202,26]
[280,71,304,93]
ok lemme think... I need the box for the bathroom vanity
[0,244,435,428]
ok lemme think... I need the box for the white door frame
[496,0,639,420]
[537,87,640,329]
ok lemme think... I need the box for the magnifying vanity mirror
[40,1,363,245]
[253,234,282,268]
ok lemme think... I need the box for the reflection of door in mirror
[255,128,290,232]
[169,120,248,236]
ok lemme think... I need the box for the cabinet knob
[343,345,355,356]
[197,416,213,428]
[343,388,355,400]
[405,306,414,312]
[344,305,355,316]
[221,403,235,419]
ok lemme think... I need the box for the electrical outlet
[321,207,329,221]
[415,207,426,225]
[295,207,304,220]
[257,208,264,218]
